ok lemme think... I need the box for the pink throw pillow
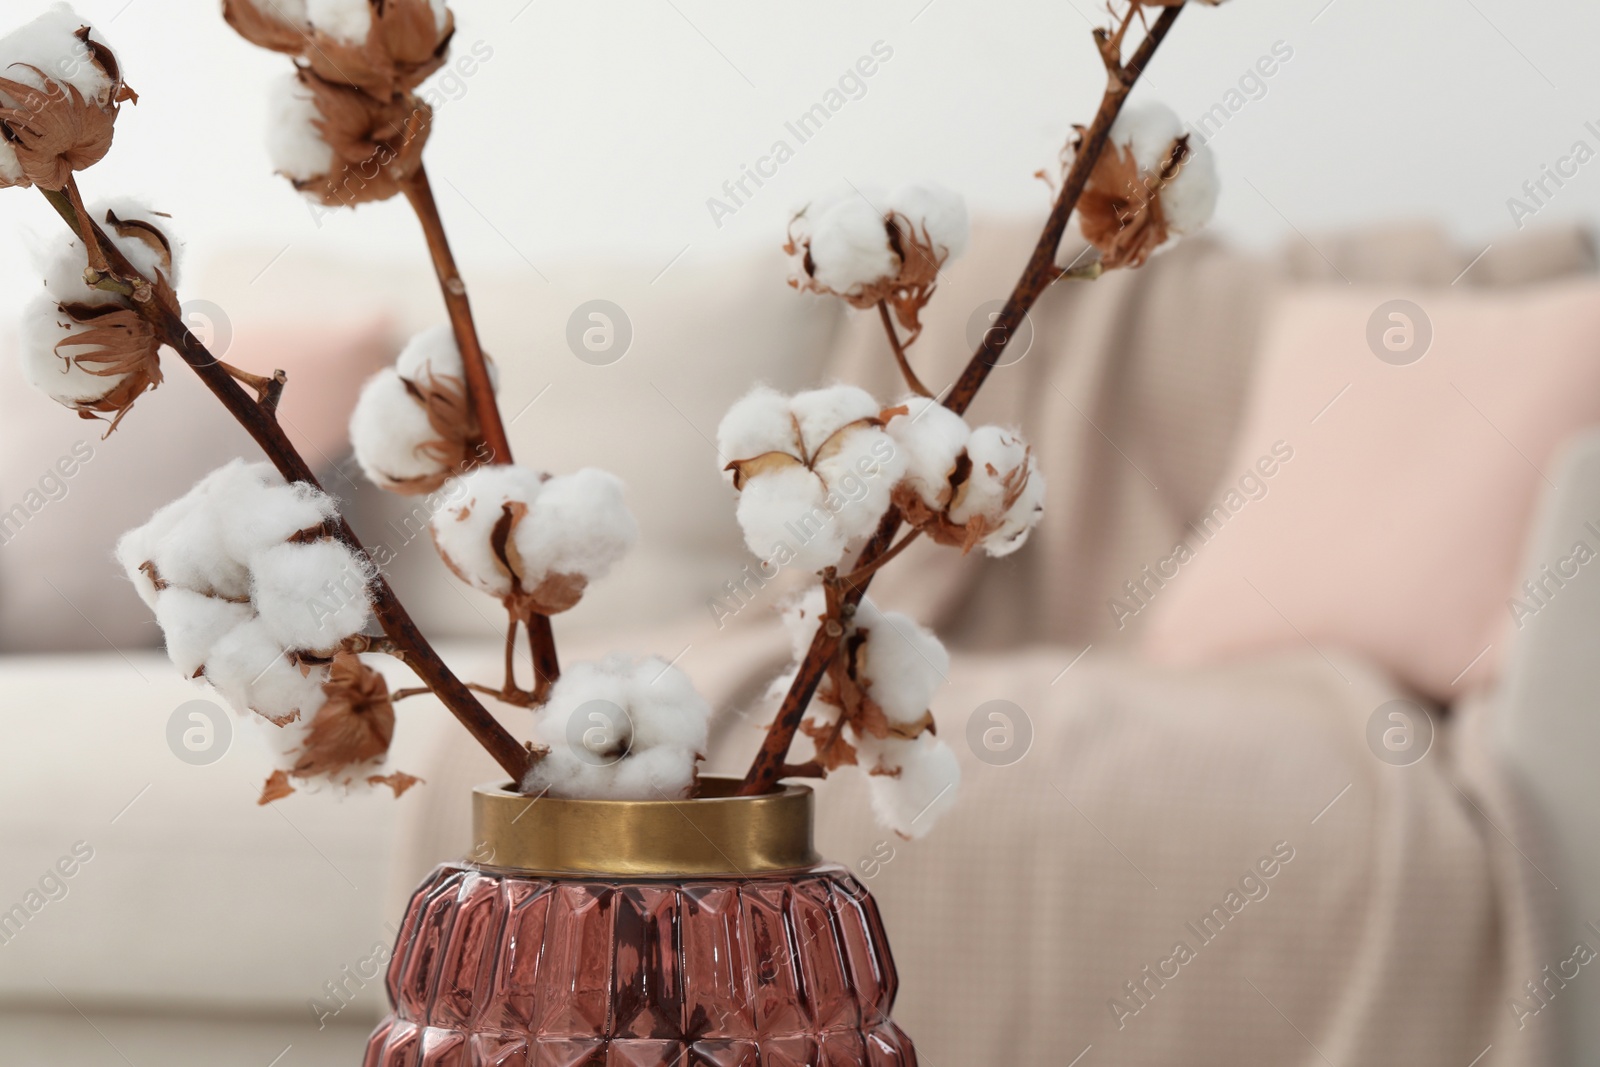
[1142,279,1600,700]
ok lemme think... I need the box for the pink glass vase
[364,780,918,1066]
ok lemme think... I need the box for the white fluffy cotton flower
[784,183,969,341]
[264,71,334,184]
[772,586,957,837]
[1076,100,1219,269]
[783,587,949,729]
[250,540,374,655]
[20,198,181,427]
[117,461,370,726]
[857,732,961,840]
[522,653,710,800]
[0,3,130,192]
[717,385,906,572]
[431,464,638,615]
[349,326,498,494]
[882,398,1045,558]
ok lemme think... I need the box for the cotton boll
[512,469,638,585]
[213,477,336,564]
[891,183,970,261]
[779,585,828,662]
[853,598,949,725]
[735,464,844,572]
[427,0,450,31]
[811,422,905,544]
[19,292,127,405]
[608,746,699,800]
[349,368,446,485]
[37,198,179,305]
[861,734,961,839]
[265,72,334,183]
[250,540,372,653]
[788,384,881,457]
[806,199,897,297]
[154,588,252,677]
[0,4,116,106]
[430,465,546,599]
[1109,100,1187,173]
[983,453,1046,558]
[205,618,328,724]
[954,426,1044,557]
[149,499,247,601]
[1162,139,1219,235]
[951,426,1030,527]
[305,0,373,43]
[395,324,468,385]
[88,196,183,285]
[0,144,23,186]
[626,658,710,754]
[716,386,798,476]
[883,398,970,509]
[524,653,710,799]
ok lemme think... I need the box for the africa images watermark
[1506,118,1600,231]
[707,437,898,629]
[1188,40,1295,146]
[1107,840,1297,1030]
[0,841,96,948]
[705,40,896,230]
[1107,440,1295,629]
[1506,518,1600,630]
[0,440,96,548]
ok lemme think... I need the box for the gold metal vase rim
[471,776,820,878]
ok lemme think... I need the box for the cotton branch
[401,162,563,705]
[739,2,1185,797]
[41,188,534,784]
[877,300,934,399]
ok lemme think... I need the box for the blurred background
[5,0,1600,1065]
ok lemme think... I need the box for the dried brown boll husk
[288,69,432,207]
[0,25,137,190]
[223,0,454,102]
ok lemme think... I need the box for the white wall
[3,0,1598,318]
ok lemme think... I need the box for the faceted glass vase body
[364,783,917,1066]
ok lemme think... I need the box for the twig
[503,613,521,696]
[739,3,1186,796]
[40,188,533,783]
[877,300,933,399]
[402,164,564,716]
[62,176,110,276]
[526,611,559,704]
[400,164,513,467]
[944,4,1183,416]
[838,528,921,589]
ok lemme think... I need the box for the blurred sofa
[2,218,1598,1066]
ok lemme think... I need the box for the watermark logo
[966,699,1033,767]
[167,700,232,766]
[1366,299,1431,366]
[966,300,1035,369]
[1365,699,1433,766]
[180,299,233,359]
[566,299,633,366]
[566,699,633,766]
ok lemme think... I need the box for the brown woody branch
[877,300,933,399]
[401,163,562,703]
[42,188,534,784]
[739,3,1185,796]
